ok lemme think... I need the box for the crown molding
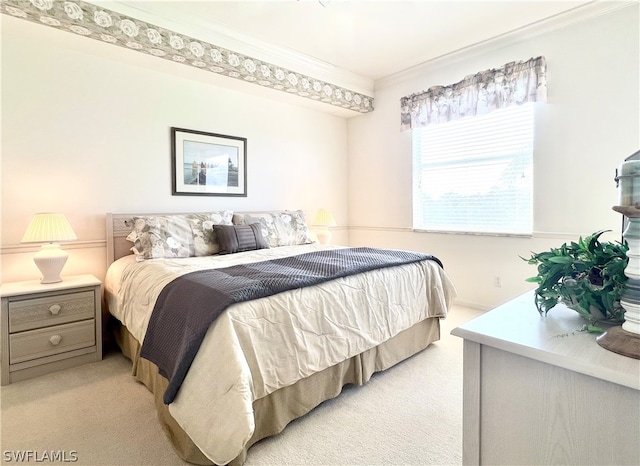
[376,0,636,90]
[2,0,374,115]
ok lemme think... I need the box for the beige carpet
[0,304,483,466]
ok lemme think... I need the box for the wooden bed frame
[104,212,443,465]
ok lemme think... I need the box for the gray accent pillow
[214,223,269,255]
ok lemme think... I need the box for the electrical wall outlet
[494,276,502,287]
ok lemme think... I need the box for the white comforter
[105,244,456,465]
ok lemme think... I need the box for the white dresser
[1,274,102,385]
[451,291,640,465]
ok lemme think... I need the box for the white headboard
[106,213,139,264]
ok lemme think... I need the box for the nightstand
[1,274,102,385]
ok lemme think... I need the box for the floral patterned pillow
[232,210,313,248]
[126,211,233,260]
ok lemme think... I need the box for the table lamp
[313,209,337,245]
[21,213,78,284]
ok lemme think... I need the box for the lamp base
[33,243,68,284]
[316,229,332,245]
[596,326,640,359]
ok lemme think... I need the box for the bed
[103,210,456,465]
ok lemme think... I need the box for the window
[412,103,534,235]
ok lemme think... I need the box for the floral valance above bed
[400,56,547,130]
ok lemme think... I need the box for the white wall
[0,16,349,283]
[347,4,640,309]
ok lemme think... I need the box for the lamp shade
[21,213,77,284]
[313,209,337,227]
[21,213,77,243]
[313,209,336,245]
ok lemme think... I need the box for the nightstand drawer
[8,290,95,332]
[9,320,96,365]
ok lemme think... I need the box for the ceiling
[120,0,595,82]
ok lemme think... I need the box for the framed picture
[171,127,247,197]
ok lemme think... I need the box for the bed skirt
[113,317,441,465]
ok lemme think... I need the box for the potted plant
[523,230,628,332]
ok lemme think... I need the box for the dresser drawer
[8,290,95,332]
[9,320,96,365]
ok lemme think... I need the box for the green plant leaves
[548,256,574,264]
[587,324,605,333]
[523,230,628,324]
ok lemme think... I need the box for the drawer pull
[49,335,62,346]
[48,304,61,315]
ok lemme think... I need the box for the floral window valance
[400,56,547,131]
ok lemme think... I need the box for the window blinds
[412,103,534,235]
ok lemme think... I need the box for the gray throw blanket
[140,247,442,404]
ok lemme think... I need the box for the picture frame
[171,127,247,197]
